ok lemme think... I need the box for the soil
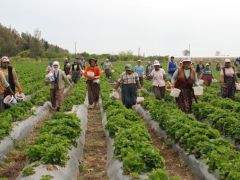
[0,114,51,180]
[78,107,107,180]
[141,118,195,180]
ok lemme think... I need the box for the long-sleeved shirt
[171,69,199,86]
[46,70,72,89]
[0,71,10,95]
[0,67,22,91]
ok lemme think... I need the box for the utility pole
[189,44,191,57]
[75,42,77,58]
[138,48,140,58]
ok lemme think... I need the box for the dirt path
[141,118,195,180]
[78,107,107,180]
[0,114,51,180]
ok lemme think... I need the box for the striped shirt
[118,72,139,84]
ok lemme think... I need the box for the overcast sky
[1,0,240,56]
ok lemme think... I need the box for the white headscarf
[52,61,60,76]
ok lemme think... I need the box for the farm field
[0,58,240,180]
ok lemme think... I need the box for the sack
[93,79,100,84]
[136,97,144,105]
[110,91,120,100]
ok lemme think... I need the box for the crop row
[141,92,240,179]
[101,78,175,179]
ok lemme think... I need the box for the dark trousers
[121,84,137,109]
[87,80,100,105]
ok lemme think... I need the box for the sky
[0,0,240,56]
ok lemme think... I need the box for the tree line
[0,24,69,59]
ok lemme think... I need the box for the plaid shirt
[118,72,139,84]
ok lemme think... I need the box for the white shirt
[149,69,166,87]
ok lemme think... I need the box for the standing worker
[115,64,141,108]
[84,58,102,109]
[0,70,14,112]
[46,61,72,111]
[172,58,199,113]
[0,56,23,95]
[234,57,240,78]
[148,60,166,100]
[195,60,205,78]
[145,61,153,79]
[220,59,238,100]
[134,60,145,86]
[167,56,177,78]
[71,58,82,83]
[80,57,86,70]
[104,59,112,79]
[200,63,214,86]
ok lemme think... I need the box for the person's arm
[171,69,179,84]
[62,71,73,87]
[1,74,14,95]
[220,69,224,84]
[167,62,169,73]
[115,74,123,89]
[162,69,166,81]
[12,69,22,93]
[94,67,102,79]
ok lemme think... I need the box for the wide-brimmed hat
[206,63,210,66]
[153,60,160,66]
[89,58,97,62]
[52,61,60,67]
[225,59,231,63]
[182,58,191,62]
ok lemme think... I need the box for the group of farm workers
[1,55,239,115]
[113,57,240,113]
[45,57,101,111]
[0,56,23,112]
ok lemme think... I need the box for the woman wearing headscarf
[172,58,199,113]
[200,63,214,86]
[115,64,141,108]
[46,61,72,111]
[0,56,23,95]
[145,61,153,79]
[71,58,82,83]
[148,60,166,100]
[84,58,102,109]
[220,59,238,99]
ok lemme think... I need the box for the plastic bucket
[4,95,17,106]
[170,88,181,97]
[193,86,203,96]
[15,92,25,102]
[212,79,218,83]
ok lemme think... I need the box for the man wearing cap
[200,63,214,86]
[115,64,141,108]
[167,56,177,78]
[220,59,238,99]
[171,58,199,113]
[84,58,102,109]
[148,60,166,100]
[134,60,145,86]
[46,61,73,111]
[103,59,112,79]
[0,56,23,96]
